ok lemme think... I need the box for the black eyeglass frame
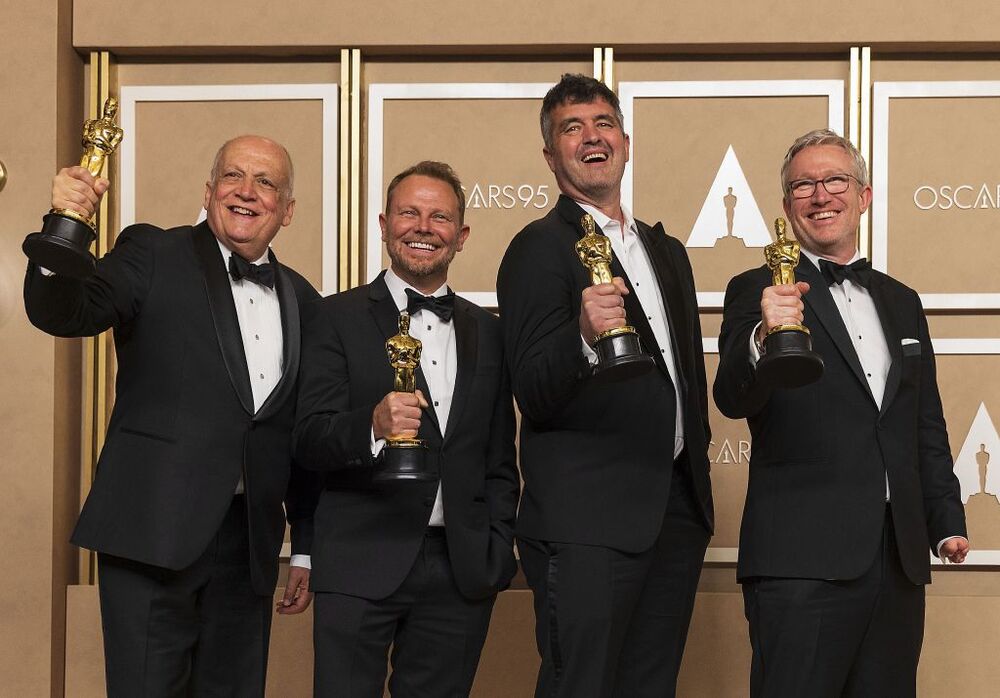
[786,173,862,199]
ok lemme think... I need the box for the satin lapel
[368,275,441,436]
[556,196,666,375]
[254,251,299,421]
[638,221,689,391]
[797,257,875,405]
[869,274,903,415]
[192,223,253,415]
[444,299,478,444]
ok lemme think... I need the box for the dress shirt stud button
[434,401,439,407]
[249,298,254,304]
[259,373,265,379]
[427,325,432,331]
[255,334,259,340]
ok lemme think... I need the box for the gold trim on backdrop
[339,50,351,291]
[603,47,614,91]
[593,48,602,80]
[859,46,872,258]
[849,47,860,146]
[81,50,116,584]
[350,49,362,288]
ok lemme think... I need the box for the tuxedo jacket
[293,273,520,601]
[714,257,966,585]
[23,222,319,595]
[496,194,714,553]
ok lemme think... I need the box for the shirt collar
[800,247,861,270]
[575,200,637,240]
[383,267,449,313]
[217,239,270,266]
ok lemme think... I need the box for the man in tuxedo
[23,135,319,696]
[294,161,519,695]
[714,129,969,697]
[496,73,714,697]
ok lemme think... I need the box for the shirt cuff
[370,426,386,458]
[289,554,311,569]
[935,535,966,560]
[581,334,598,366]
[748,321,764,366]
[40,267,55,277]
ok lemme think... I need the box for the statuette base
[374,439,434,482]
[593,328,655,382]
[756,328,824,389]
[23,212,98,279]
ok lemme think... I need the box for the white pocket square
[901,338,919,346]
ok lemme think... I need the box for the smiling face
[204,136,295,261]
[782,144,872,262]
[380,174,470,293]
[543,98,630,210]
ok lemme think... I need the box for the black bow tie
[819,258,872,289]
[229,254,275,289]
[405,287,455,322]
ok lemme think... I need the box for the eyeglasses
[787,174,860,199]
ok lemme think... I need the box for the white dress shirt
[577,202,685,460]
[218,242,312,568]
[373,268,457,527]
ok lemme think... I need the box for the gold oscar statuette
[23,96,124,279]
[375,312,434,482]
[755,217,824,388]
[575,213,654,381]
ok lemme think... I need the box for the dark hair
[385,160,467,225]
[540,74,624,149]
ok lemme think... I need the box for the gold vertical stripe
[859,46,872,258]
[350,49,362,288]
[79,52,100,583]
[339,50,351,292]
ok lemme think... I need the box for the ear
[542,146,556,174]
[623,132,630,164]
[379,212,389,242]
[858,185,873,215]
[203,182,212,210]
[281,197,296,227]
[782,197,792,220]
[456,223,471,252]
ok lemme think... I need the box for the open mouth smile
[228,205,258,217]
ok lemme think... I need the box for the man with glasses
[714,129,969,697]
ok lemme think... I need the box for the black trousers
[313,529,496,697]
[519,465,711,698]
[742,506,925,698]
[97,495,272,698]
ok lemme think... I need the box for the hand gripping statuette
[375,312,434,482]
[576,213,654,381]
[23,96,124,279]
[755,218,824,388]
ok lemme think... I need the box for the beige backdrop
[4,5,1000,697]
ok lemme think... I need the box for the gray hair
[540,74,625,151]
[780,129,869,198]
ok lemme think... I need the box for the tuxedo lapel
[444,299,478,444]
[797,257,876,405]
[368,275,442,436]
[192,223,253,415]
[638,221,689,392]
[254,251,300,421]
[868,273,903,414]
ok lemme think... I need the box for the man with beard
[496,74,714,697]
[295,161,519,695]
[23,135,318,696]
[714,129,968,696]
